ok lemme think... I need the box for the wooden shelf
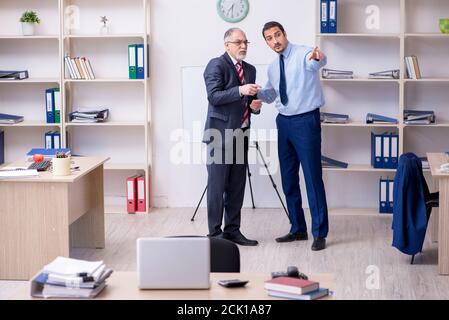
[404,123,449,128]
[404,78,449,83]
[64,34,146,39]
[323,164,396,172]
[66,122,145,127]
[405,33,449,38]
[322,121,398,128]
[104,163,148,170]
[64,78,145,83]
[321,78,399,83]
[0,35,59,40]
[317,33,400,38]
[0,121,61,127]
[0,78,60,84]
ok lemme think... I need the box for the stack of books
[321,68,353,79]
[69,108,109,123]
[0,113,24,124]
[31,256,113,299]
[368,69,400,79]
[264,277,329,300]
[404,110,435,125]
[0,70,29,80]
[366,113,398,124]
[405,55,422,79]
[320,112,349,124]
[321,155,348,169]
[64,54,96,80]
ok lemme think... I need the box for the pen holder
[52,156,71,176]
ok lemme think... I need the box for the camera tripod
[190,141,290,223]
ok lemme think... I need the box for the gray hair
[224,28,244,42]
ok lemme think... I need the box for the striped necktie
[236,62,249,128]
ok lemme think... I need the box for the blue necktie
[279,54,288,106]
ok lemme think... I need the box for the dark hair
[262,21,285,38]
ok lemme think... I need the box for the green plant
[20,10,40,24]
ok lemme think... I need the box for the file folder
[136,44,145,79]
[390,135,398,167]
[45,88,55,123]
[137,175,146,212]
[383,134,390,167]
[54,88,61,123]
[379,178,388,213]
[320,0,328,33]
[0,130,4,165]
[45,131,53,149]
[126,175,138,213]
[52,132,61,149]
[388,180,394,213]
[371,132,383,168]
[128,44,137,79]
[329,0,337,33]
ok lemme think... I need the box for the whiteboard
[181,64,278,142]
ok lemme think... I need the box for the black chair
[166,236,240,272]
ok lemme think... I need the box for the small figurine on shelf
[100,15,109,34]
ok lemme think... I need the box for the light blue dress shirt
[258,42,327,116]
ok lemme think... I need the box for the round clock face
[217,0,250,23]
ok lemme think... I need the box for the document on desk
[0,169,38,179]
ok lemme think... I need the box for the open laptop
[137,237,210,289]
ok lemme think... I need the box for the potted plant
[20,10,40,36]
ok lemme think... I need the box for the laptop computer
[137,237,210,289]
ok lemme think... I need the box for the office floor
[2,208,449,300]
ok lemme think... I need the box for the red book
[264,277,319,295]
[126,175,139,213]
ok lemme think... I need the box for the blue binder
[52,132,61,149]
[388,179,394,213]
[136,44,145,79]
[320,0,329,33]
[45,88,55,123]
[371,132,383,168]
[0,130,4,165]
[379,177,393,214]
[329,0,337,33]
[45,131,53,149]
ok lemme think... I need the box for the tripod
[190,141,290,223]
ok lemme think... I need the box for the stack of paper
[69,108,109,123]
[321,155,348,169]
[264,277,329,300]
[366,113,398,124]
[0,169,38,179]
[321,68,354,79]
[369,69,400,79]
[0,113,24,124]
[31,256,113,299]
[0,70,29,80]
[404,110,435,125]
[320,112,349,124]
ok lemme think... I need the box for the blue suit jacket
[392,153,430,255]
[202,53,257,148]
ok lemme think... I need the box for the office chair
[392,153,439,265]
[166,236,240,272]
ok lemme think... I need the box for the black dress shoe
[223,232,258,246]
[311,237,326,251]
[207,231,223,238]
[275,232,308,243]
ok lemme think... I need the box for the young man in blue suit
[203,28,262,246]
[258,21,329,251]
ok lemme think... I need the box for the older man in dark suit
[203,28,262,246]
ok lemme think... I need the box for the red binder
[137,175,146,212]
[126,175,138,213]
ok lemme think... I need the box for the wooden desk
[16,272,334,300]
[428,153,449,275]
[0,156,109,280]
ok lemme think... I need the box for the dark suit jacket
[203,53,258,148]
[392,153,430,255]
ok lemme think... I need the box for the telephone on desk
[271,266,308,280]
[440,162,449,173]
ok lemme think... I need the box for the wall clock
[217,0,250,23]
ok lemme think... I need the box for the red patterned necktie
[236,62,249,128]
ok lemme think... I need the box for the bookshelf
[316,0,449,211]
[0,0,152,213]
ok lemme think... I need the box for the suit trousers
[276,108,329,238]
[206,130,249,236]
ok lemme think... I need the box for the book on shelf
[30,256,112,298]
[264,276,319,295]
[65,54,96,80]
[320,112,349,123]
[321,68,353,79]
[405,56,422,79]
[0,70,29,80]
[366,113,398,124]
[404,110,435,125]
[368,69,400,79]
[321,155,348,168]
[69,108,109,123]
[267,287,329,300]
[0,113,24,124]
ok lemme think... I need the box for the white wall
[150,0,316,208]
